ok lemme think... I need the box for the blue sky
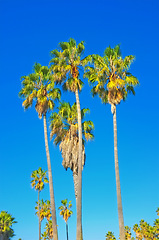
[0,0,159,239]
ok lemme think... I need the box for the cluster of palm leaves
[105,208,159,240]
[19,38,139,240]
[0,211,17,240]
[58,199,73,240]
[50,102,94,202]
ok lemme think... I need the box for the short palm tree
[19,63,60,240]
[58,199,73,240]
[50,102,94,202]
[133,220,154,240]
[85,45,139,240]
[35,199,52,222]
[50,39,91,240]
[125,226,132,240]
[42,220,53,240]
[105,231,116,240]
[0,211,17,240]
[31,167,49,240]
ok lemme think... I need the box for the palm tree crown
[50,38,91,92]
[19,63,60,118]
[42,220,53,240]
[35,199,52,222]
[50,101,94,174]
[105,231,116,240]
[85,45,139,110]
[31,167,49,192]
[58,199,73,223]
[0,211,17,239]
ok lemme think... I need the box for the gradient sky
[0,0,159,239]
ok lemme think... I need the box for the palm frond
[69,38,76,48]
[81,55,92,66]
[59,41,69,50]
[77,41,85,55]
[81,108,90,119]
[50,49,61,58]
[33,62,42,73]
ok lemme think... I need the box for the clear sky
[0,0,159,239]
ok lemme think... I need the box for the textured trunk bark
[38,190,41,240]
[43,114,58,240]
[112,104,125,240]
[75,89,83,240]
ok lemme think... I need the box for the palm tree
[133,220,155,240]
[50,102,94,203]
[58,199,73,240]
[105,231,116,240]
[42,220,53,240]
[35,199,52,222]
[36,200,53,240]
[85,45,139,240]
[0,211,17,240]
[19,63,60,240]
[125,226,132,240]
[31,167,49,240]
[50,38,91,240]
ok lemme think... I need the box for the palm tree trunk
[38,190,41,240]
[66,222,69,240]
[73,172,78,203]
[112,104,125,240]
[75,89,83,240]
[43,113,58,240]
[0,234,4,240]
[73,172,83,240]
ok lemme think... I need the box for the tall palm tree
[85,45,139,240]
[58,199,73,240]
[31,167,49,240]
[0,211,17,240]
[50,38,91,240]
[50,102,94,203]
[19,63,60,240]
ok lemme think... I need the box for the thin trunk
[112,104,125,240]
[66,222,69,240]
[43,114,58,240]
[73,172,78,203]
[75,89,83,240]
[73,172,83,240]
[38,190,41,240]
